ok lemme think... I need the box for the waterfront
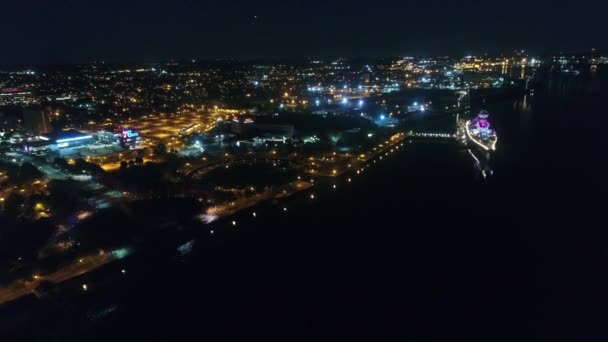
[2,68,606,340]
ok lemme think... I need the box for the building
[0,88,34,106]
[22,106,52,135]
[230,116,256,135]
[97,130,121,145]
[22,139,52,154]
[22,129,93,156]
[114,127,141,148]
[231,116,294,138]
[46,130,94,156]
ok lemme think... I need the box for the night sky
[3,0,606,65]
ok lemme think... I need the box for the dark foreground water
[2,68,607,340]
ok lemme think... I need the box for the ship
[464,110,497,178]
[465,110,497,153]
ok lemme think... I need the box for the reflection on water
[541,65,607,97]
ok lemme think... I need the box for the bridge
[409,132,457,139]
[182,161,226,178]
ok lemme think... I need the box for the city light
[0,47,539,313]
[56,135,93,144]
[199,214,218,224]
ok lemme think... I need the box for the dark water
[2,69,607,340]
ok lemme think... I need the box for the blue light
[380,115,385,120]
[56,135,93,144]
[413,101,418,106]
[342,98,348,104]
[315,99,320,106]
[358,100,364,106]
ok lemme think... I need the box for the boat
[465,110,497,153]
[463,110,497,178]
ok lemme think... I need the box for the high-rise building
[22,106,52,135]
[0,107,23,131]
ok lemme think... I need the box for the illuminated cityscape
[1,0,606,340]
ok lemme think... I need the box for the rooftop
[46,129,93,144]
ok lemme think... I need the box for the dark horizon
[3,0,606,65]
[0,50,600,70]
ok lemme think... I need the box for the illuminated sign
[121,129,139,139]
[1,88,22,93]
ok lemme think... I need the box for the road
[0,248,131,304]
